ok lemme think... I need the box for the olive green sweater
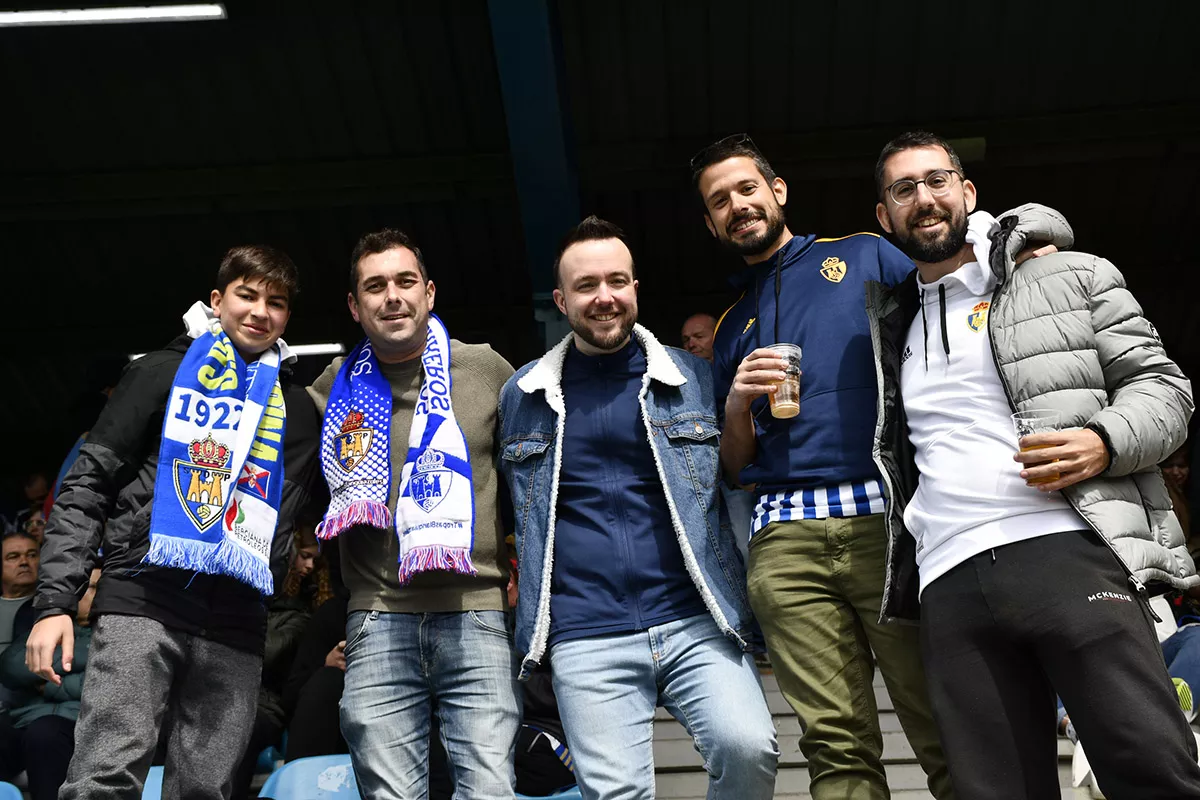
[308,340,514,614]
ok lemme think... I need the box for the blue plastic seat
[0,782,22,800]
[516,787,582,800]
[142,766,164,800]
[258,754,360,799]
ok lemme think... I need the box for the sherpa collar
[516,324,686,410]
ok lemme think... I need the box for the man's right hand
[26,615,75,686]
[726,348,792,416]
[325,641,347,672]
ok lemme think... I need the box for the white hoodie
[900,212,1085,594]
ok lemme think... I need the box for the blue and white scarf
[144,304,287,595]
[317,314,477,585]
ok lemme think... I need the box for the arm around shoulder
[1084,256,1192,476]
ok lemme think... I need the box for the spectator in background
[0,567,97,800]
[282,593,349,762]
[680,313,717,362]
[5,473,50,536]
[21,474,49,517]
[1163,445,1193,556]
[1,530,40,714]
[1,531,39,640]
[22,510,45,546]
[232,525,336,800]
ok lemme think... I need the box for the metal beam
[487,0,579,346]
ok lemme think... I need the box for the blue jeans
[1163,625,1200,693]
[340,610,520,800]
[549,614,778,800]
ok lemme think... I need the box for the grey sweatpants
[61,614,261,800]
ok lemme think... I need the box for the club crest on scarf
[145,303,287,596]
[317,314,477,585]
[173,434,232,531]
[335,410,374,472]
[411,447,452,512]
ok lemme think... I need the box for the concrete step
[650,666,1082,798]
[655,764,1088,799]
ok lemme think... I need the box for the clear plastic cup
[1011,409,1062,485]
[766,343,802,419]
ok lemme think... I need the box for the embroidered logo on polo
[742,317,756,335]
[967,301,990,332]
[410,448,452,513]
[820,256,847,283]
[173,433,232,531]
[900,345,913,366]
[334,409,374,473]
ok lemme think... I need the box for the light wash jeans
[549,613,778,800]
[340,609,520,800]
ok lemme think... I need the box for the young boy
[27,246,321,800]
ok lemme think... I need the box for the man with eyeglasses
[691,134,953,800]
[867,130,1200,798]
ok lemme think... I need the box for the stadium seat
[142,766,164,800]
[258,754,360,799]
[516,787,582,800]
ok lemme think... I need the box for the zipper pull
[1131,577,1162,622]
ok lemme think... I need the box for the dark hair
[2,529,38,549]
[215,245,300,305]
[874,131,965,199]
[689,133,779,202]
[349,228,429,295]
[553,215,635,289]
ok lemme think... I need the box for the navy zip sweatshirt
[713,232,914,492]
[548,339,705,646]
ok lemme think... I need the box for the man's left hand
[1015,243,1058,265]
[1014,428,1110,492]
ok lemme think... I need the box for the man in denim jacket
[497,216,777,800]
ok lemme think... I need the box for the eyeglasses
[884,169,962,206]
[689,133,758,173]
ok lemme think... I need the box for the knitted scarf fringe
[316,499,393,541]
[396,545,477,586]
[143,536,214,576]
[206,536,275,596]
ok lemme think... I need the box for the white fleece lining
[516,325,742,672]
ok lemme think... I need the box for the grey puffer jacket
[867,204,1196,623]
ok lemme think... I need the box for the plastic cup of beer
[766,343,802,419]
[1012,409,1062,485]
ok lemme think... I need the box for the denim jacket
[497,325,758,679]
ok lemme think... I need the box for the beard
[568,304,638,352]
[719,204,787,257]
[893,204,969,263]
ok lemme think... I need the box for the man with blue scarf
[308,228,519,799]
[27,246,321,800]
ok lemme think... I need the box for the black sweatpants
[921,528,1200,800]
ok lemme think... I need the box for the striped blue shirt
[751,478,886,535]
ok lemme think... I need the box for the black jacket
[864,271,923,624]
[34,334,322,654]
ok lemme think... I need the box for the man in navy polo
[690,134,952,800]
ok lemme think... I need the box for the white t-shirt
[900,252,1084,595]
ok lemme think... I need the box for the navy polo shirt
[548,339,705,646]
